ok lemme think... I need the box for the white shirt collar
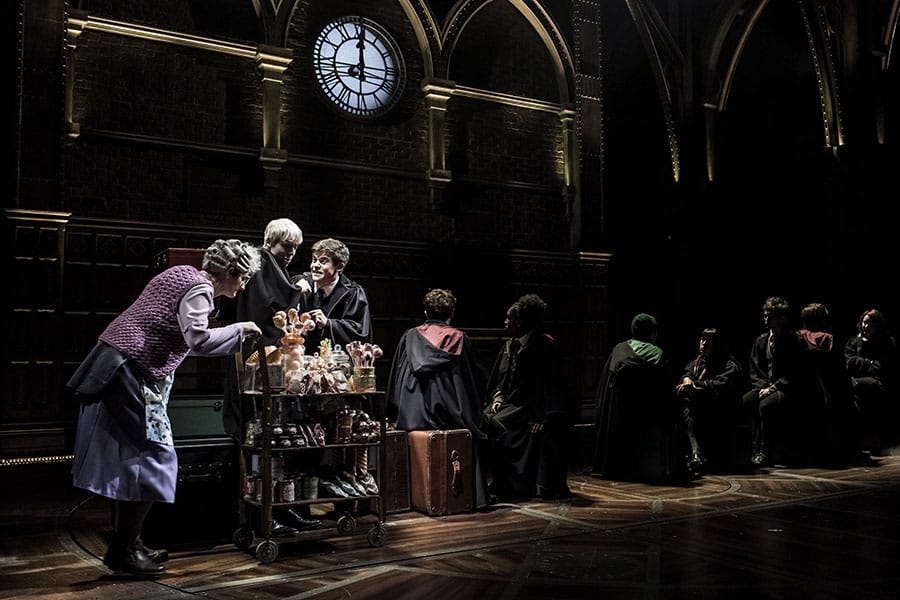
[316,277,339,298]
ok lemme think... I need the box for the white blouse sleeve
[178,284,245,356]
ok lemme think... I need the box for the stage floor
[3,454,900,599]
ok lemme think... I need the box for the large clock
[313,16,406,118]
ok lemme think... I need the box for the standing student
[294,238,373,521]
[295,238,372,353]
[219,218,320,535]
[220,218,309,441]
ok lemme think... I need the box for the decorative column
[64,10,89,139]
[256,45,293,188]
[423,80,454,213]
[559,108,579,246]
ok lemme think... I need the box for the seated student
[386,288,490,509]
[593,313,676,481]
[675,327,743,475]
[483,294,571,501]
[741,296,807,467]
[797,303,856,463]
[845,308,898,453]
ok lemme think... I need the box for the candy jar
[280,331,306,391]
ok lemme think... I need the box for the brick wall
[5,1,610,458]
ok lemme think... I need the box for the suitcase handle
[178,473,223,484]
[450,449,462,497]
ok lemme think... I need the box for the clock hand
[356,21,367,82]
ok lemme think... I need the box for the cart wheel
[233,527,255,550]
[336,513,357,536]
[255,539,279,563]
[367,524,387,547]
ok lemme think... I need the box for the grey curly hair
[202,239,261,276]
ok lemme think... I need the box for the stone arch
[443,0,574,105]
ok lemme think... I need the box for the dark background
[4,0,898,459]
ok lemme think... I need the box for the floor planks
[3,457,900,599]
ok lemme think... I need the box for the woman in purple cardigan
[67,239,262,578]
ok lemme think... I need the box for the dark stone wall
[5,0,604,457]
[7,0,899,459]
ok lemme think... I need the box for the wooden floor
[3,454,900,599]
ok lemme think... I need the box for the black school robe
[296,272,372,353]
[592,340,673,480]
[220,248,305,439]
[484,331,571,501]
[386,321,489,508]
[679,351,743,465]
[218,248,305,348]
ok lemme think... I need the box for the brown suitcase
[156,247,206,270]
[408,429,474,516]
[383,430,411,514]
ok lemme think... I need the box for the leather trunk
[409,429,473,516]
[156,247,206,270]
[383,430,411,513]
[142,436,239,548]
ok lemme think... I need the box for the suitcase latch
[450,450,462,497]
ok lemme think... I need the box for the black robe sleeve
[694,356,743,404]
[324,282,373,347]
[235,249,304,348]
[298,273,373,352]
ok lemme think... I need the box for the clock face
[313,16,406,118]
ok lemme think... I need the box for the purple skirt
[71,357,177,503]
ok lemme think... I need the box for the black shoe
[104,544,165,578]
[271,520,298,537]
[285,509,321,529]
[320,479,350,498]
[751,452,769,466]
[687,452,707,475]
[135,537,169,563]
[537,484,572,501]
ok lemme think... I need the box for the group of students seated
[229,219,895,496]
[387,289,572,507]
[593,298,898,482]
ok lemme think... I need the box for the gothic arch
[623,0,687,182]
[260,0,440,79]
[442,0,575,106]
[699,0,858,179]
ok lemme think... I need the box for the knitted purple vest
[100,265,210,379]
